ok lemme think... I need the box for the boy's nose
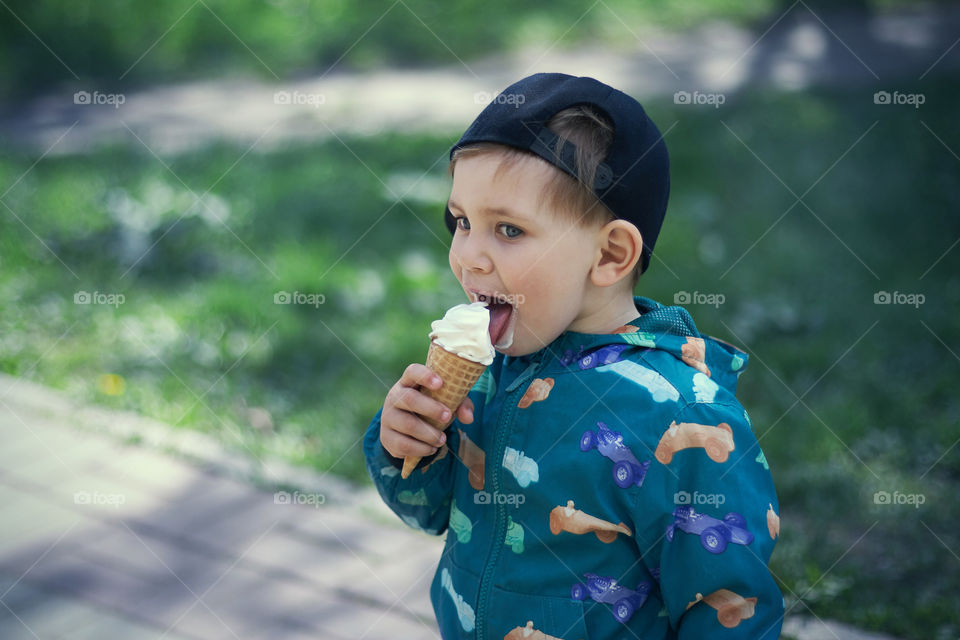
[451,236,493,274]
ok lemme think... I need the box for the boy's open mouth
[472,290,518,350]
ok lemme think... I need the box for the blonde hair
[450,105,643,286]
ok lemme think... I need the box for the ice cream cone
[401,341,487,478]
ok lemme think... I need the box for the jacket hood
[509,296,749,395]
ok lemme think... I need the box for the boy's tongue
[488,302,513,345]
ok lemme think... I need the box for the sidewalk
[0,373,443,639]
[0,374,904,640]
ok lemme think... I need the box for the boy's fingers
[399,364,442,391]
[383,430,439,459]
[390,410,448,448]
[396,387,451,427]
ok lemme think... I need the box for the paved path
[0,373,906,639]
[2,3,958,156]
[0,373,443,639]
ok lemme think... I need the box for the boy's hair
[449,106,643,287]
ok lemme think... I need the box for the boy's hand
[381,364,474,459]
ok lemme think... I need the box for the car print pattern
[580,421,651,489]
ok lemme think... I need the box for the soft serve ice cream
[400,301,493,479]
[429,302,495,365]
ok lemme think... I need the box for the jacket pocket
[431,556,481,639]
[490,585,588,640]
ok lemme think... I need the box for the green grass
[2,74,958,638]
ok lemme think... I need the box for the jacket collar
[500,296,749,394]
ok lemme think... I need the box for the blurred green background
[1,1,958,638]
[0,0,926,100]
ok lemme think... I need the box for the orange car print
[549,500,632,543]
[458,428,485,491]
[518,377,554,409]
[686,589,757,628]
[681,337,711,377]
[504,620,565,640]
[655,420,734,464]
[767,503,780,539]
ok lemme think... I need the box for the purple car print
[577,344,632,370]
[665,506,754,554]
[571,572,651,623]
[580,421,651,489]
[560,346,586,367]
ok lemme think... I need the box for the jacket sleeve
[641,400,784,638]
[362,407,457,536]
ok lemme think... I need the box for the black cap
[446,73,670,274]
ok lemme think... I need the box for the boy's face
[447,151,599,357]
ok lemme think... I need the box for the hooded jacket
[363,296,783,639]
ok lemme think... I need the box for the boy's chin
[493,336,540,358]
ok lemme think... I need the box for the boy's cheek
[447,249,460,278]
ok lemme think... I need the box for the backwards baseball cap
[446,72,670,274]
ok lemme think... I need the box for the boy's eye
[497,223,523,238]
[455,216,471,231]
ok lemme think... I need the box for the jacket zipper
[475,358,543,638]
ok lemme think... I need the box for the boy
[363,73,783,639]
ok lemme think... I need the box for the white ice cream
[429,302,494,365]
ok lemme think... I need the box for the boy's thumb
[457,398,475,424]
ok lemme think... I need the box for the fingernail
[441,410,451,422]
[432,376,442,388]
[438,433,446,445]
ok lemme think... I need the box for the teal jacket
[364,297,783,639]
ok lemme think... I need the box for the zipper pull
[505,359,542,393]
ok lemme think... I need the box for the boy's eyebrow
[447,199,532,221]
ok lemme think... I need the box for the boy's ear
[591,220,643,288]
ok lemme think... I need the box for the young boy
[363,73,783,639]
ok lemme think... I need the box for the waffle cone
[401,341,487,478]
